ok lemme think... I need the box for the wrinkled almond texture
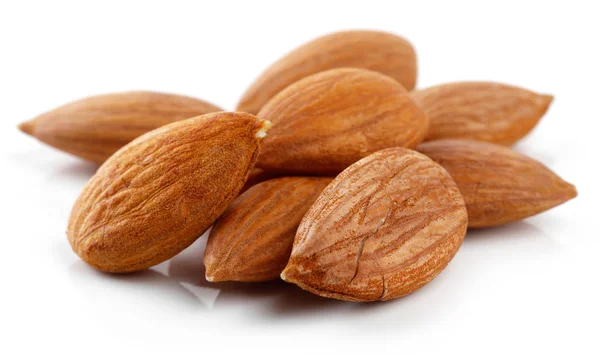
[237,30,417,115]
[410,82,553,145]
[204,177,332,282]
[281,148,467,302]
[257,68,429,174]
[18,91,222,163]
[417,139,577,228]
[67,112,269,273]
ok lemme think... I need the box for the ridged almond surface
[67,112,270,273]
[281,148,467,302]
[18,91,222,163]
[410,82,553,145]
[237,30,417,115]
[257,68,429,174]
[204,177,332,282]
[417,139,577,228]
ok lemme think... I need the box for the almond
[18,91,222,163]
[237,30,417,115]
[204,177,332,282]
[410,82,553,145]
[257,68,429,174]
[67,112,271,273]
[281,148,467,302]
[417,139,577,228]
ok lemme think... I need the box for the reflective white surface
[1,1,598,358]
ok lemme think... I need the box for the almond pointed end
[255,119,272,139]
[18,120,35,136]
[539,94,554,113]
[204,265,230,283]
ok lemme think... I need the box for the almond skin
[18,91,222,163]
[237,30,417,115]
[204,177,332,282]
[67,112,270,273]
[410,82,553,145]
[257,68,429,175]
[281,148,467,302]
[417,139,577,228]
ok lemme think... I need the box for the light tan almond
[18,91,222,163]
[281,148,467,302]
[237,30,417,115]
[410,82,553,145]
[204,177,332,282]
[67,112,270,273]
[417,139,577,228]
[257,68,429,174]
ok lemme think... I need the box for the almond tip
[540,94,554,111]
[18,120,34,136]
[255,119,272,139]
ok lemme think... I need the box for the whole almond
[204,177,332,282]
[18,91,222,163]
[410,82,553,145]
[237,30,417,115]
[281,148,467,302]
[67,112,271,273]
[257,68,429,174]
[417,139,577,228]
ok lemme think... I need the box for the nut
[204,177,332,282]
[237,30,417,115]
[18,91,222,163]
[67,112,270,273]
[281,148,467,302]
[410,82,553,145]
[417,139,577,227]
[257,68,429,174]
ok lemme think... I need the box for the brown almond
[237,30,417,115]
[410,82,553,145]
[417,139,577,228]
[18,91,222,163]
[204,177,332,282]
[257,68,429,174]
[281,148,467,302]
[67,112,271,273]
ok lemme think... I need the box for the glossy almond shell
[410,82,553,145]
[417,139,577,228]
[67,112,270,273]
[281,148,467,302]
[237,30,417,115]
[204,177,332,282]
[257,68,429,174]
[18,91,222,163]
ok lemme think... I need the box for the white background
[1,1,598,358]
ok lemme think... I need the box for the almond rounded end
[18,120,35,136]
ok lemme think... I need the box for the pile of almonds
[19,30,577,302]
